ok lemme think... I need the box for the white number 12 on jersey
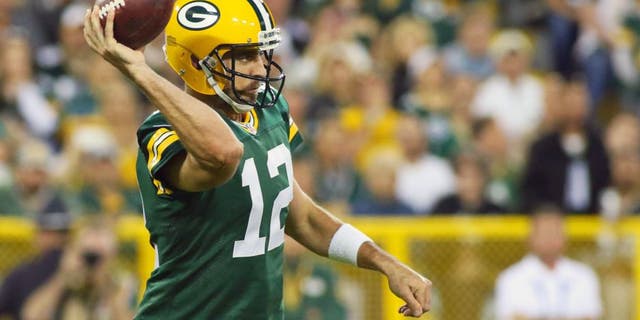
[233,144,293,258]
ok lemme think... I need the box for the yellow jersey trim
[146,128,179,195]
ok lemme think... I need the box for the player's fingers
[416,278,432,311]
[105,6,115,43]
[90,5,104,43]
[397,287,423,317]
[415,287,431,313]
[83,9,92,40]
[83,10,100,50]
[398,305,409,314]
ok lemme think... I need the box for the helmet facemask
[198,29,285,113]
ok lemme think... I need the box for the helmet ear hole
[191,54,202,70]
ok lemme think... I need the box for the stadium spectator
[471,118,520,212]
[0,210,71,320]
[471,29,544,152]
[362,0,413,25]
[395,114,456,214]
[376,15,435,106]
[401,60,452,116]
[64,125,141,216]
[605,112,640,156]
[0,130,13,188]
[305,41,368,122]
[600,113,640,217]
[400,60,460,159]
[494,206,602,319]
[0,0,57,53]
[56,2,92,68]
[350,148,411,215]
[546,0,581,80]
[571,0,633,109]
[41,2,98,119]
[310,116,361,210]
[19,0,75,53]
[448,75,478,146]
[521,80,610,214]
[0,31,59,142]
[341,72,402,170]
[618,5,640,112]
[539,73,566,134]
[21,217,136,320]
[280,86,310,135]
[497,0,548,30]
[0,0,18,35]
[600,147,640,217]
[433,152,504,215]
[548,0,635,110]
[442,3,495,79]
[0,140,67,217]
[94,81,145,196]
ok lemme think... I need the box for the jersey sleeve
[137,113,186,194]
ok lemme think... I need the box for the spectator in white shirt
[471,30,544,151]
[0,31,59,141]
[394,115,456,214]
[494,207,602,320]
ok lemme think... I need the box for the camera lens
[82,251,102,268]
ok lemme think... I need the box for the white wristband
[328,224,372,265]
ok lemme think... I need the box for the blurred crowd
[0,0,637,221]
[278,0,640,219]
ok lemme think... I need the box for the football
[96,0,175,49]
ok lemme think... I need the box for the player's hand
[386,263,432,317]
[83,5,146,72]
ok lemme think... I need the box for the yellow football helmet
[164,0,285,112]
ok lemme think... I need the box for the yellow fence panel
[343,216,640,320]
[1,215,638,319]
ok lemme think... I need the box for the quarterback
[83,0,432,318]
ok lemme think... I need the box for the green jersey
[134,95,303,319]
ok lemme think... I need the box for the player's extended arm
[286,179,432,318]
[83,6,243,190]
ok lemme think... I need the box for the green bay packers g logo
[177,1,220,30]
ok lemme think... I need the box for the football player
[83,0,432,318]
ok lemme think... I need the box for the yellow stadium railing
[1,215,639,319]
[346,216,640,320]
[0,215,155,301]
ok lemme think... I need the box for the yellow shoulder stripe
[146,128,179,172]
[288,119,299,142]
[146,128,179,195]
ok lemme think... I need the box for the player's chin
[237,92,259,105]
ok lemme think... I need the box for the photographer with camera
[21,218,136,320]
[0,211,71,320]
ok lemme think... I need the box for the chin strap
[199,59,254,114]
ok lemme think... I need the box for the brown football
[96,0,175,49]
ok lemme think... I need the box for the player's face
[221,48,266,104]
